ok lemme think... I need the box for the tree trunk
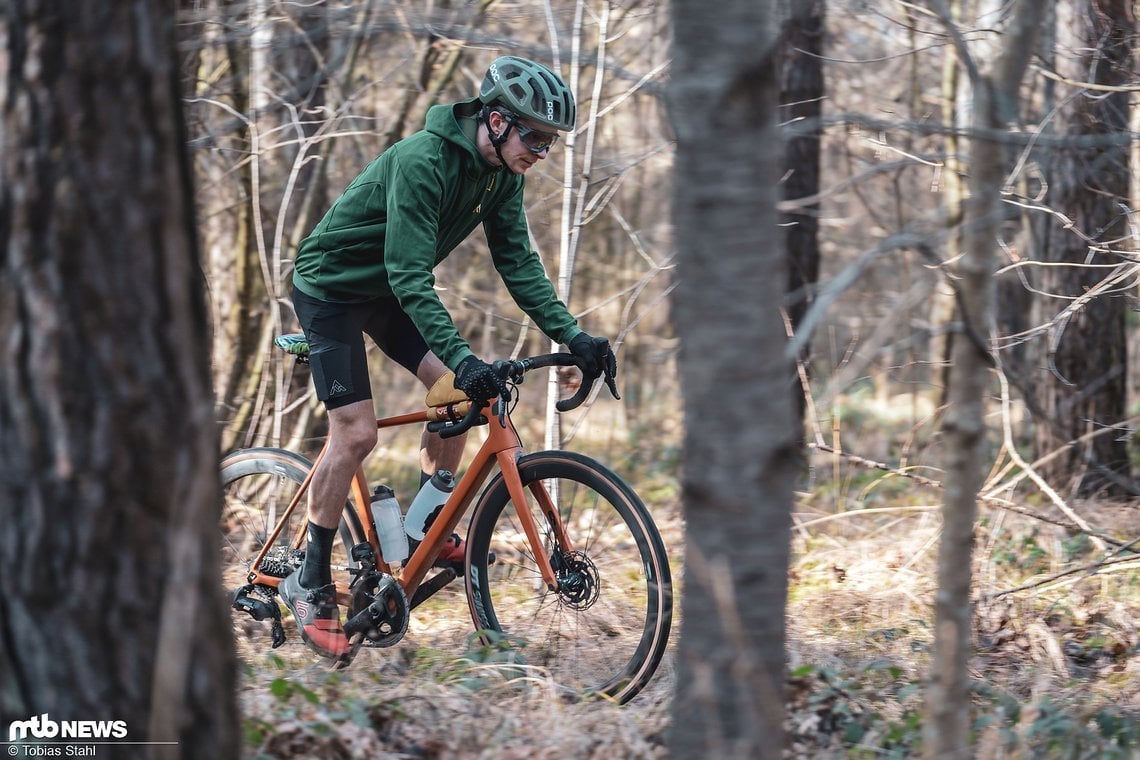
[925,3,1043,757]
[668,1,795,757]
[1033,0,1134,497]
[779,0,826,432]
[932,0,964,402]
[0,3,238,757]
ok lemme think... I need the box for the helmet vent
[478,56,576,131]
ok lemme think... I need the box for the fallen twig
[986,538,1140,600]
[807,441,1133,549]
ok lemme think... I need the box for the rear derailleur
[230,545,301,648]
[231,584,287,648]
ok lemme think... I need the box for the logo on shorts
[330,380,348,395]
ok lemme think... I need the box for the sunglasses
[510,119,559,154]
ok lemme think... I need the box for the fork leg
[496,451,560,591]
[528,479,574,554]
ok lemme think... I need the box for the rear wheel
[464,451,672,704]
[219,447,362,665]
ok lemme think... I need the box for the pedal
[351,542,376,564]
[331,634,365,671]
[350,542,377,578]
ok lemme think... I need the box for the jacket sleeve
[483,180,582,346]
[383,145,474,370]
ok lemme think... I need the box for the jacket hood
[425,97,498,173]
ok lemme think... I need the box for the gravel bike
[219,335,673,704]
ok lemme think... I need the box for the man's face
[490,111,559,174]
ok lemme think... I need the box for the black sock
[300,521,337,588]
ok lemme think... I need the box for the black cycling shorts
[292,285,430,410]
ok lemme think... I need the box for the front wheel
[465,451,673,704]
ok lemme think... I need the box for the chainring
[349,572,409,648]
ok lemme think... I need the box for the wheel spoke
[465,452,672,703]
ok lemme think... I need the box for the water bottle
[405,470,455,541]
[370,485,408,563]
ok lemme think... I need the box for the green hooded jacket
[292,97,581,371]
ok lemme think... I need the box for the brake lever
[498,390,509,428]
[603,352,620,400]
[604,372,620,400]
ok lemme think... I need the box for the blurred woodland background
[187,0,1140,501]
[1,0,1137,757]
[178,0,1137,755]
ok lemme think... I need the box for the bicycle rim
[465,451,672,704]
[219,447,361,666]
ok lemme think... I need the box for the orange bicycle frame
[243,397,572,606]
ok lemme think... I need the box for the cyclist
[281,55,617,658]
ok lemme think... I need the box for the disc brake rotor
[556,550,600,611]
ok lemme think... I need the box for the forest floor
[232,459,1139,759]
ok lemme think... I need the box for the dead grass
[236,635,675,758]
[233,464,1138,758]
[785,483,1138,757]
[239,667,672,758]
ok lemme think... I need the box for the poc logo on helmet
[546,101,554,120]
[488,62,500,82]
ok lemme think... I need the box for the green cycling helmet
[479,56,576,132]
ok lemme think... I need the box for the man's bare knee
[342,425,377,461]
[327,401,379,463]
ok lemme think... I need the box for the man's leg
[298,397,378,587]
[308,398,379,528]
[278,398,376,659]
[415,352,466,477]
